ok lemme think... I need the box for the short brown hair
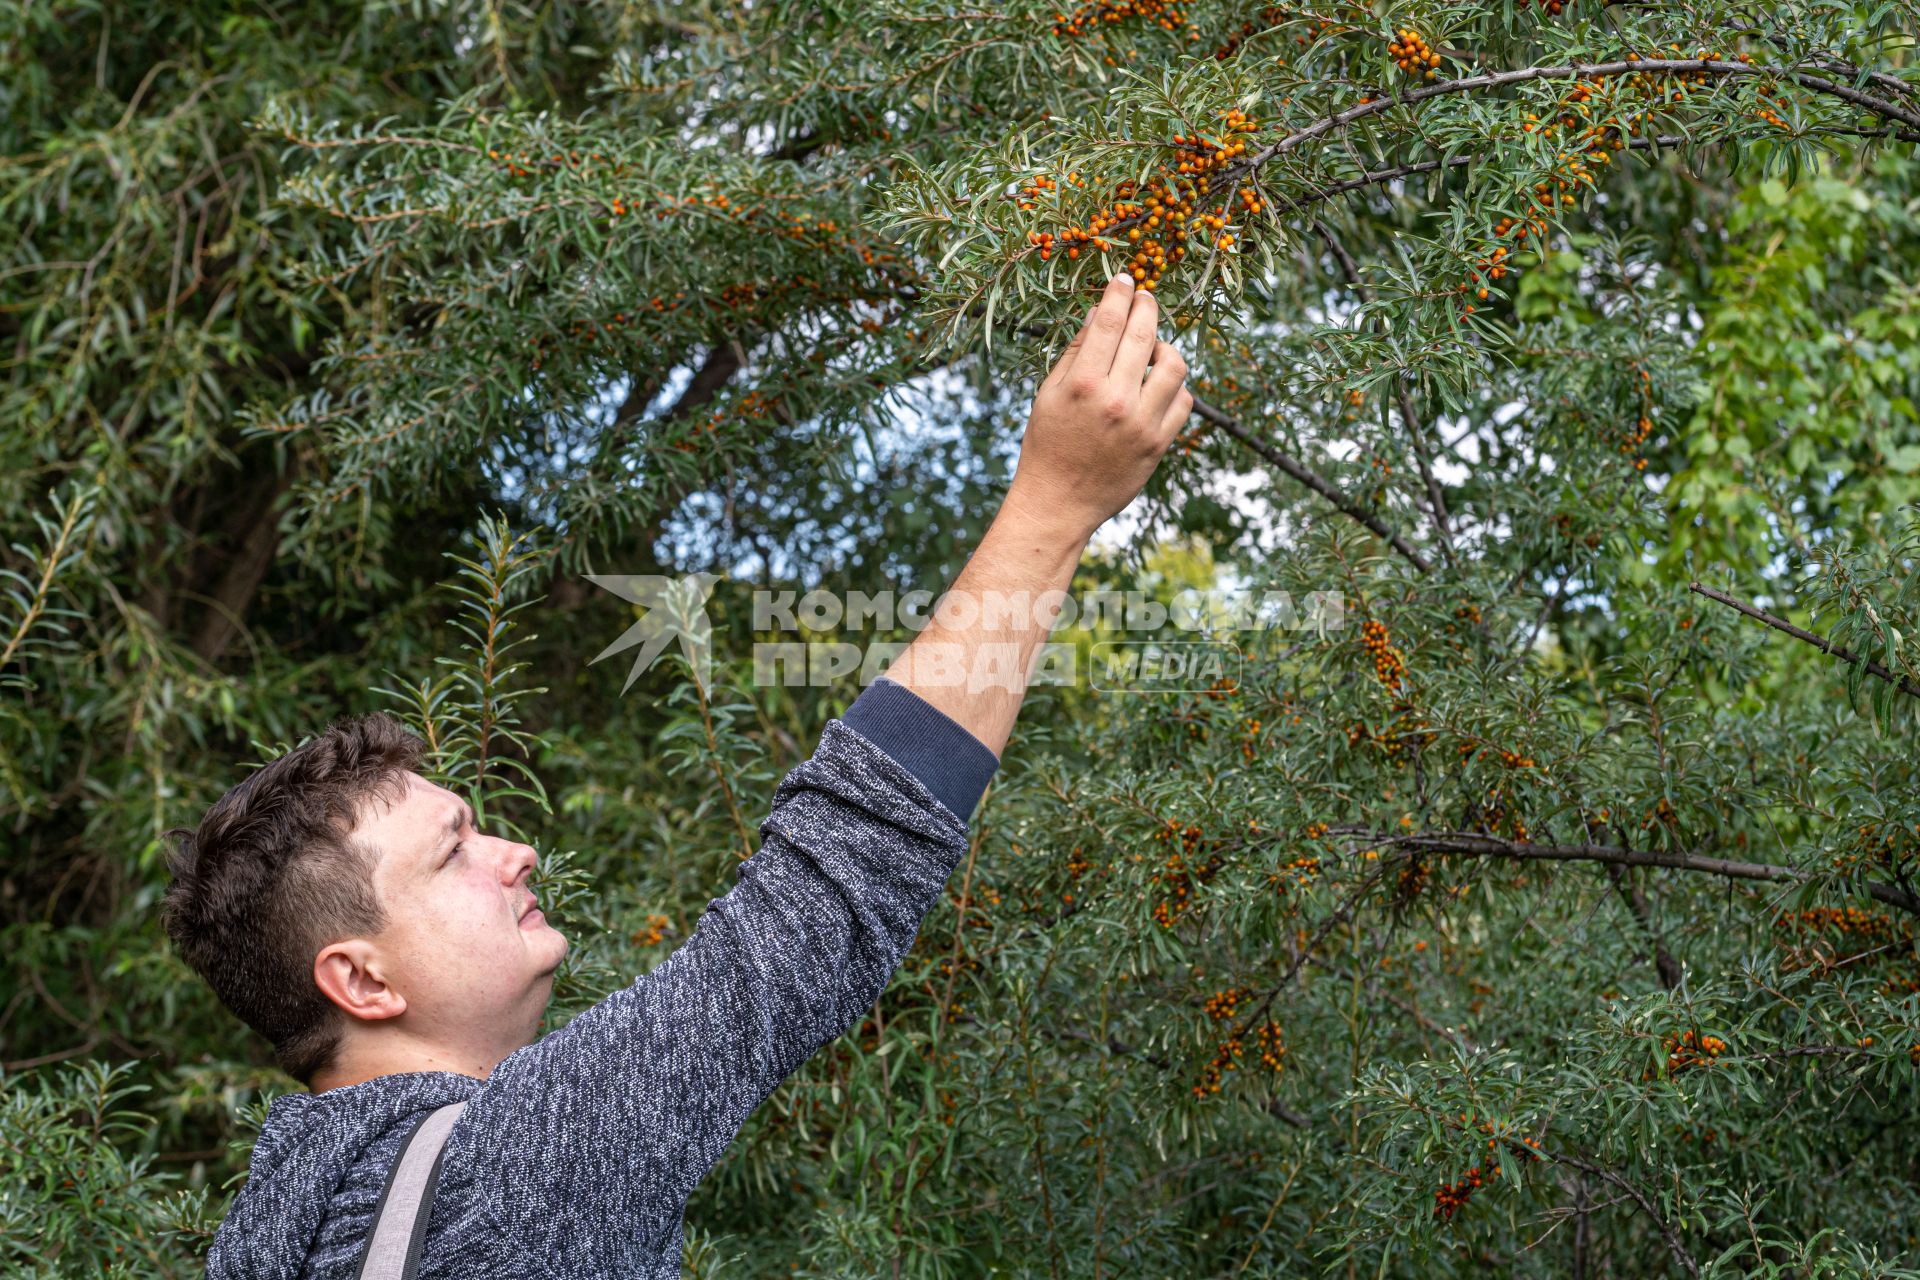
[160,712,426,1086]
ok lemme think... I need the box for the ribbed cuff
[839,677,1000,822]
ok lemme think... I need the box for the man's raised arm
[451,274,1189,1271]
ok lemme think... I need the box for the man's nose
[504,838,537,884]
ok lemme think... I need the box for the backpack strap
[351,1101,467,1280]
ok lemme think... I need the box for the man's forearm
[880,496,1090,759]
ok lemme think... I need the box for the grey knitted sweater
[204,678,998,1279]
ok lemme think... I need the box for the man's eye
[446,841,465,864]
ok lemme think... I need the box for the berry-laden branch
[1688,581,1920,701]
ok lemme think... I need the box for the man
[164,273,1191,1278]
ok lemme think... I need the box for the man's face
[314,771,568,1072]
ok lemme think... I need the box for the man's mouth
[519,893,539,921]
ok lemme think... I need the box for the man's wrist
[995,480,1100,555]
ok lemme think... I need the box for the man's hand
[1006,273,1192,543]
[876,274,1192,758]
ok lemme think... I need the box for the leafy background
[4,1,1920,1275]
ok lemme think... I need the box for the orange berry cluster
[1459,741,1534,769]
[1173,420,1210,457]
[1193,1031,1244,1096]
[1241,715,1263,763]
[1433,1121,1543,1220]
[1491,212,1548,247]
[1464,243,1509,303]
[1345,706,1431,765]
[1061,844,1095,905]
[1436,1120,1551,1220]
[1151,822,1226,927]
[1835,820,1919,872]
[1193,1019,1285,1097]
[1389,28,1441,80]
[1772,905,1920,994]
[1516,0,1572,13]
[1397,857,1431,900]
[1360,619,1406,692]
[1202,674,1241,700]
[1020,108,1260,293]
[934,953,982,980]
[1663,1029,1727,1074]
[1616,413,1655,470]
[1625,46,1742,104]
[1469,786,1529,842]
[1203,985,1251,1020]
[1755,80,1792,130]
[629,912,672,947]
[925,950,983,1019]
[1774,906,1902,946]
[1433,1166,1489,1219]
[1051,0,1192,40]
[1256,1019,1287,1072]
[1443,603,1483,649]
[670,386,784,453]
[527,293,688,371]
[1465,71,1649,313]
[1268,855,1323,893]
[1469,108,1620,304]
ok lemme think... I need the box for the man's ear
[314,939,407,1021]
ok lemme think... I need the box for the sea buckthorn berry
[1388,29,1440,80]
[1192,1031,1246,1096]
[1203,986,1249,1020]
[1661,1029,1728,1074]
[629,912,672,946]
[1396,858,1430,899]
[1255,1019,1287,1073]
[1019,109,1260,296]
[1359,619,1406,692]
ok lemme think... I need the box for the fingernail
[1112,273,1134,288]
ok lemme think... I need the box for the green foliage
[6,0,1920,1276]
[0,1059,224,1276]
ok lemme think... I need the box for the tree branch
[1253,60,1920,165]
[1191,395,1436,573]
[1689,581,1920,700]
[1363,829,1920,917]
[1310,218,1457,565]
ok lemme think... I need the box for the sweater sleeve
[457,698,992,1271]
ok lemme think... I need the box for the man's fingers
[1042,306,1099,393]
[1141,339,1189,425]
[1156,382,1196,441]
[1111,287,1159,385]
[1076,274,1140,379]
